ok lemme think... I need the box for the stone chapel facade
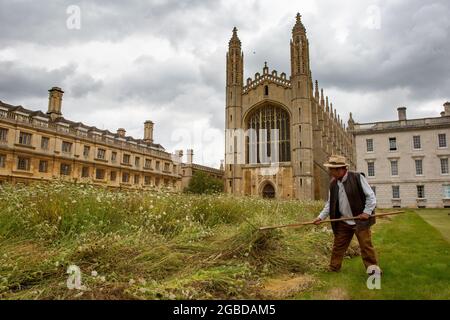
[225,14,356,200]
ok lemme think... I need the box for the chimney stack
[174,150,183,163]
[117,128,126,138]
[444,102,450,116]
[220,160,224,171]
[47,87,64,120]
[143,120,154,144]
[397,107,407,121]
[187,149,194,164]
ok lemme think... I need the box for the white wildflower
[91,271,98,277]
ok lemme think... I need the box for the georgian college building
[0,87,223,190]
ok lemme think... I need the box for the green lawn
[295,209,450,300]
[414,209,450,243]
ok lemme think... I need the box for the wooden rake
[258,211,405,231]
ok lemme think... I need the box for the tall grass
[0,181,342,299]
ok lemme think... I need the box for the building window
[417,185,425,199]
[173,165,177,174]
[111,151,117,162]
[390,160,398,176]
[122,172,130,183]
[19,132,32,145]
[389,137,397,151]
[264,85,269,96]
[413,135,421,150]
[246,104,291,163]
[83,145,90,157]
[156,161,160,171]
[96,169,105,180]
[367,162,375,177]
[81,166,89,178]
[0,128,8,142]
[438,134,447,148]
[144,158,152,169]
[17,157,30,171]
[155,177,160,186]
[135,157,140,167]
[441,158,449,174]
[164,163,170,172]
[366,139,374,152]
[392,186,400,199]
[38,160,48,173]
[134,174,140,184]
[0,154,6,168]
[110,171,116,181]
[443,185,450,199]
[62,141,72,153]
[97,148,106,159]
[415,159,423,175]
[144,176,151,185]
[60,163,71,176]
[41,137,49,150]
[123,154,130,164]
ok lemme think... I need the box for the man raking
[313,155,381,275]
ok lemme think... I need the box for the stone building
[353,103,450,208]
[0,87,183,190]
[224,14,356,200]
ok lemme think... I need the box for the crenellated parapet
[243,63,291,94]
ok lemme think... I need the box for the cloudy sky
[1,0,449,167]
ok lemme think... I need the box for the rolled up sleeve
[318,190,331,220]
[360,174,376,215]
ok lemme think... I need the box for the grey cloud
[0,61,75,101]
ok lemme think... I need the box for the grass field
[0,181,449,300]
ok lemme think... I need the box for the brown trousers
[330,221,378,271]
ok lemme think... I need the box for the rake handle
[258,211,405,231]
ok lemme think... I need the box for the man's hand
[313,217,322,225]
[358,213,371,220]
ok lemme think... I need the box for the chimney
[143,120,154,144]
[397,107,407,121]
[220,160,224,171]
[47,87,64,120]
[187,149,194,164]
[441,112,446,117]
[175,150,183,163]
[117,128,126,138]
[444,102,450,116]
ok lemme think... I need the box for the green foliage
[184,171,224,194]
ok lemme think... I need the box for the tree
[184,171,224,194]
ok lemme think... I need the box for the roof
[0,100,165,150]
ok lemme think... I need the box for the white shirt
[318,171,376,225]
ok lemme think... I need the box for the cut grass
[0,181,331,300]
[414,209,450,243]
[1,181,448,300]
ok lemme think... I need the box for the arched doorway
[262,183,275,199]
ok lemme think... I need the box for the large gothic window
[246,104,291,163]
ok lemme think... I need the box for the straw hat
[323,155,349,168]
